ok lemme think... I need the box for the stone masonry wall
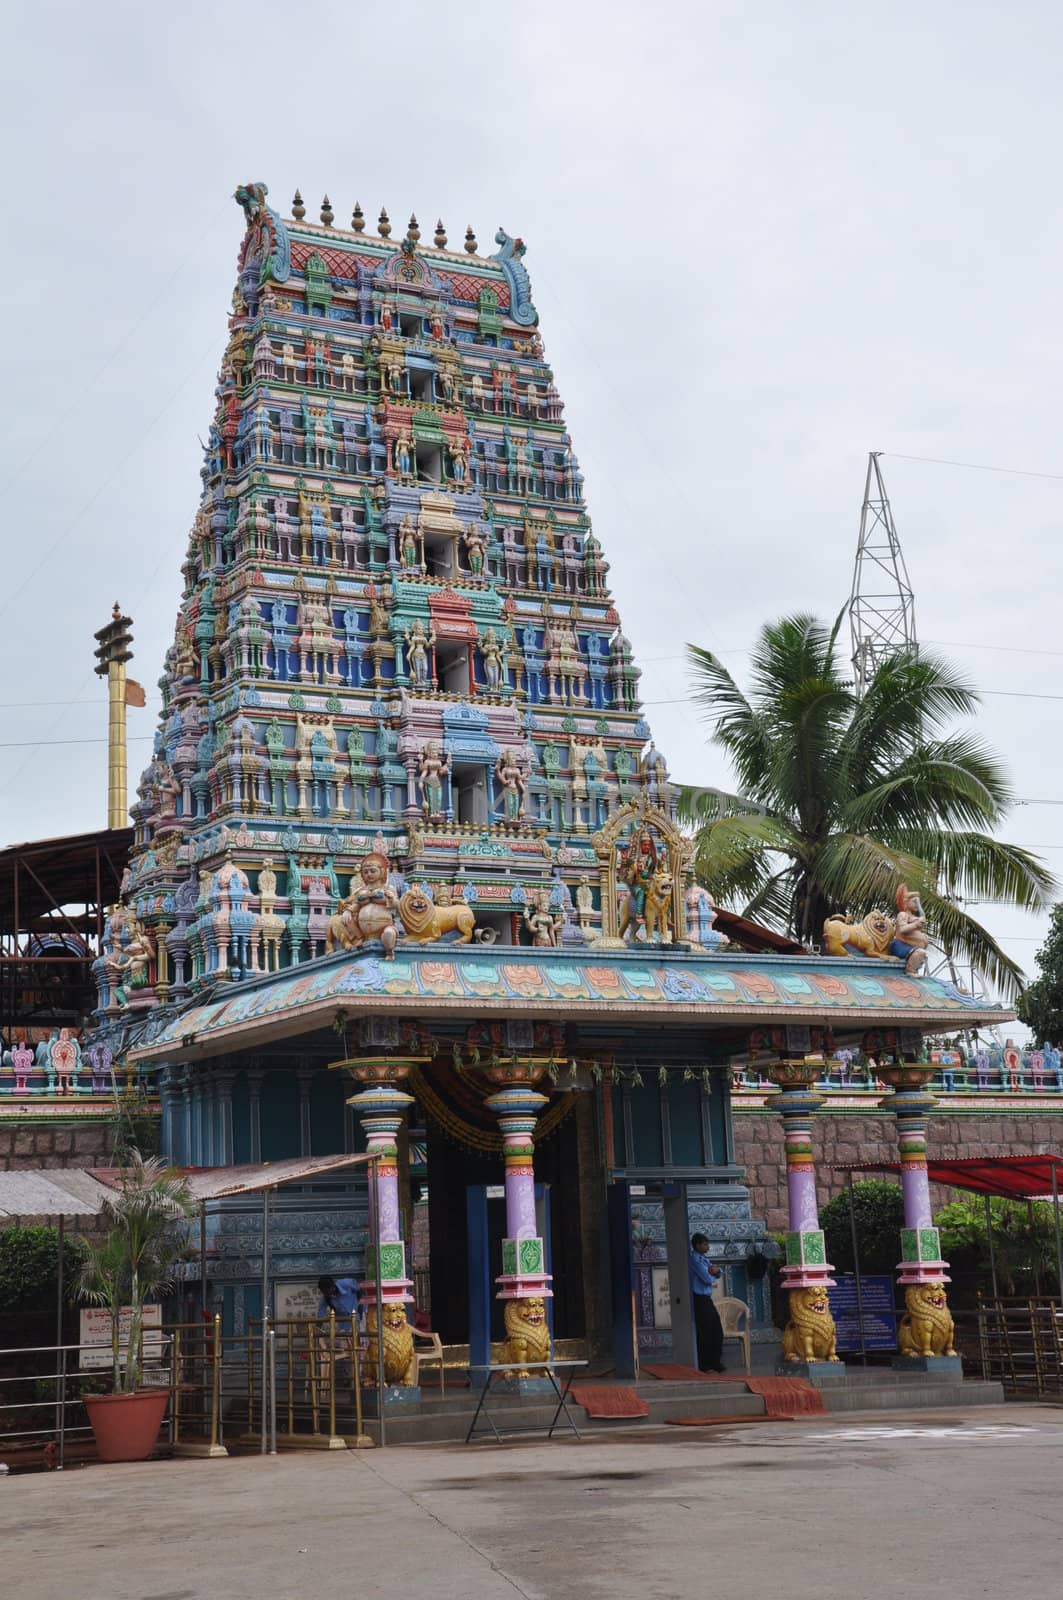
[0,1120,114,1172]
[734,1105,1063,1232]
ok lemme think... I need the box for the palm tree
[77,1152,195,1393]
[678,613,1053,997]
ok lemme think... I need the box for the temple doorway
[422,1106,586,1348]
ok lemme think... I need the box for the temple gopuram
[85,183,1010,1382]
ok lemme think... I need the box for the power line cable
[884,451,1063,483]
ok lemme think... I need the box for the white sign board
[651,1266,672,1329]
[274,1281,322,1322]
[79,1304,164,1370]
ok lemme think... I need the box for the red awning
[834,1154,1063,1200]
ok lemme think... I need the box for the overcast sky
[1,2,1060,998]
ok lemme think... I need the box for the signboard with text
[827,1275,898,1352]
[274,1281,323,1322]
[79,1304,164,1369]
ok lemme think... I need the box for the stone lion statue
[643,866,674,942]
[780,1286,841,1363]
[499,1296,551,1379]
[364,1302,416,1386]
[898,1282,956,1358]
[822,909,894,960]
[398,884,476,945]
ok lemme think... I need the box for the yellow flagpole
[94,603,134,831]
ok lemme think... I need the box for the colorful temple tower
[100,183,654,1011]
[91,184,1004,1380]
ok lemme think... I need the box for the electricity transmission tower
[849,452,916,695]
[847,453,1001,1042]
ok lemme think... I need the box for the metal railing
[0,1322,176,1469]
[0,1311,374,1470]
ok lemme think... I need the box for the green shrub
[821,1181,905,1274]
[0,1225,87,1318]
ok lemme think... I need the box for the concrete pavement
[3,1406,1061,1600]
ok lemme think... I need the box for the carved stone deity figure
[418,740,450,818]
[404,618,436,684]
[324,852,400,959]
[154,758,180,822]
[399,514,420,570]
[617,828,658,940]
[523,888,561,948]
[393,431,414,482]
[367,583,390,639]
[891,883,930,975]
[449,438,469,485]
[480,626,506,692]
[575,875,595,935]
[495,748,526,823]
[462,522,486,576]
[106,917,155,1007]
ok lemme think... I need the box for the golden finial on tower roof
[434,219,447,248]
[407,213,420,242]
[378,207,391,238]
[464,225,477,254]
[320,194,334,226]
[352,201,365,233]
[292,189,306,221]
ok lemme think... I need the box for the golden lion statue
[644,867,674,942]
[364,1302,416,1385]
[898,1282,956,1357]
[499,1296,552,1379]
[398,884,476,945]
[822,909,894,960]
[781,1286,841,1363]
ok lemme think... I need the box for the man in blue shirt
[689,1233,725,1372]
[317,1275,361,1320]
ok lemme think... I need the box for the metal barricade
[264,1312,370,1450]
[975,1295,1063,1395]
[168,1316,227,1457]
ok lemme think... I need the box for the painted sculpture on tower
[822,884,930,975]
[590,797,691,949]
[325,853,400,958]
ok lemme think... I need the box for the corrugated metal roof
[181,1152,373,1199]
[0,1168,115,1217]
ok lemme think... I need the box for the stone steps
[818,1377,1004,1412]
[234,1368,1008,1447]
[352,1383,767,1445]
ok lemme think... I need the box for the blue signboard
[827,1274,898,1352]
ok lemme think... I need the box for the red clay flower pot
[84,1389,169,1463]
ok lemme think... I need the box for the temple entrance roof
[129,944,1010,1067]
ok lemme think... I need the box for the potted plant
[77,1151,195,1463]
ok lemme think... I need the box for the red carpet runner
[640,1364,827,1421]
[569,1384,649,1419]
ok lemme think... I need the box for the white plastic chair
[716,1295,751,1373]
[411,1327,446,1394]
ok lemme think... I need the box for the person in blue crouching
[317,1275,360,1319]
